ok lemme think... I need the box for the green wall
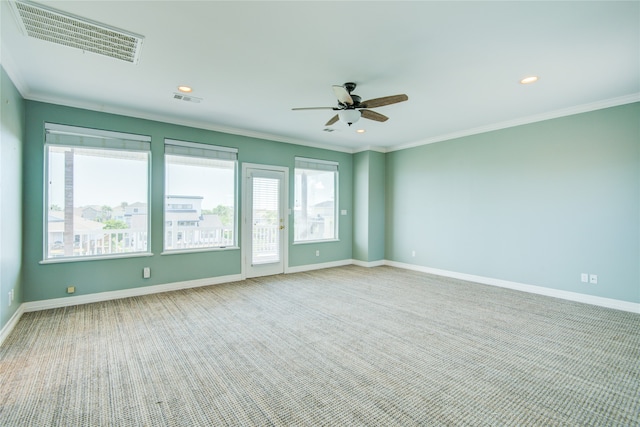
[368,151,386,261]
[5,66,639,311]
[353,152,369,261]
[22,101,352,302]
[386,103,640,303]
[1,66,25,328]
[353,151,385,262]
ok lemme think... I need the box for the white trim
[4,260,637,344]
[352,259,385,268]
[7,63,636,155]
[285,259,353,274]
[352,146,388,154]
[0,40,29,95]
[22,274,242,312]
[241,163,289,279]
[384,260,640,314]
[0,304,25,347]
[14,92,355,153]
[388,93,640,152]
[40,252,154,265]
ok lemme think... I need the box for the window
[164,139,237,251]
[294,157,338,242]
[44,123,151,260]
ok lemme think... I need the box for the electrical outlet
[315,250,320,257]
[412,250,416,257]
[589,274,598,284]
[581,273,589,283]
[67,286,75,294]
[143,267,151,279]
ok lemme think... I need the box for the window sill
[293,239,340,245]
[161,246,240,256]
[40,252,154,264]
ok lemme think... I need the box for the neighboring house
[295,200,334,241]
[164,195,230,248]
[47,210,105,257]
[79,206,100,221]
[111,206,126,222]
[124,202,148,228]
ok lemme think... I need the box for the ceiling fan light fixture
[520,76,539,84]
[338,109,361,126]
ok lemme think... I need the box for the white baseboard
[0,304,25,347]
[22,274,243,313]
[286,259,353,274]
[352,259,386,268]
[384,261,640,314]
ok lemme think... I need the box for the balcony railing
[252,225,280,264]
[165,226,235,250]
[47,228,148,258]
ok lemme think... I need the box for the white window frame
[163,139,238,253]
[293,157,339,243]
[42,123,152,263]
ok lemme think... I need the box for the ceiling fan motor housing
[344,82,357,93]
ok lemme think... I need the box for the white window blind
[45,123,150,151]
[295,157,338,172]
[252,176,280,265]
[165,139,237,160]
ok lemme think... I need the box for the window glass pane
[46,145,149,259]
[294,167,337,242]
[164,154,236,251]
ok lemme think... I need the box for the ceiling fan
[292,82,408,127]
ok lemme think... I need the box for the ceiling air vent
[173,93,202,103]
[10,0,144,64]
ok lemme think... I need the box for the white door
[243,165,287,278]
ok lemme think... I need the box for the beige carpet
[1,266,639,426]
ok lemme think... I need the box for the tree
[103,219,128,230]
[203,205,233,226]
[100,205,113,222]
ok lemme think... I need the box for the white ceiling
[2,1,639,153]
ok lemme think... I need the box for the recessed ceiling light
[356,129,366,134]
[178,85,193,93]
[519,76,539,85]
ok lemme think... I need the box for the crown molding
[352,145,388,154]
[0,43,29,96]
[19,92,356,154]
[388,93,640,153]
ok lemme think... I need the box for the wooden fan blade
[332,85,353,105]
[360,94,408,109]
[325,114,339,126]
[361,109,389,122]
[292,107,336,110]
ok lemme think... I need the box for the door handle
[279,225,285,230]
